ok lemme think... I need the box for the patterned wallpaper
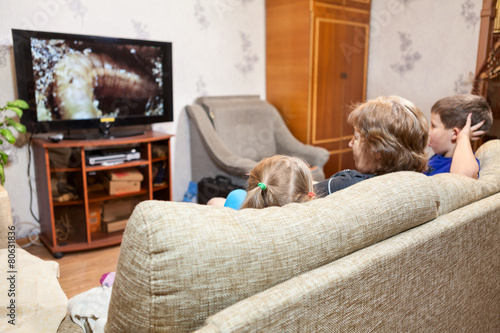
[0,0,264,237]
[0,0,485,237]
[367,0,482,117]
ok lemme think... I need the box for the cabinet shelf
[153,183,169,192]
[33,131,173,257]
[88,188,149,202]
[152,156,168,163]
[51,167,81,173]
[53,199,84,207]
[85,159,149,172]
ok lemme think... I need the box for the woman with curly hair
[314,95,429,198]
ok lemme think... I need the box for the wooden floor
[22,238,121,299]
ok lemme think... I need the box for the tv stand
[32,131,173,257]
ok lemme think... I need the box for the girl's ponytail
[240,155,314,209]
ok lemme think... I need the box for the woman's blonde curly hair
[348,95,429,175]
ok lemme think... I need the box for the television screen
[12,29,173,137]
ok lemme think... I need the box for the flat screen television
[11,29,173,139]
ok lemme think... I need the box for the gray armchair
[187,95,329,187]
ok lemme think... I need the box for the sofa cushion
[106,171,439,332]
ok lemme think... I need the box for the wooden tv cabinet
[32,131,173,258]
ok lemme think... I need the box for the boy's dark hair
[431,94,493,132]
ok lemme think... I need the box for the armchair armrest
[187,105,257,177]
[268,107,330,168]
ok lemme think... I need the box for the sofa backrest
[195,140,500,332]
[197,190,500,332]
[106,171,440,332]
[197,140,500,333]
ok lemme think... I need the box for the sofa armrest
[476,139,500,179]
[0,185,13,249]
[268,106,329,169]
[274,122,329,168]
[187,104,257,177]
[0,248,68,332]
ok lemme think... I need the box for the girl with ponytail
[240,155,315,209]
[210,155,315,210]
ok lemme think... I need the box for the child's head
[241,155,314,209]
[429,94,493,156]
[348,95,429,175]
[431,94,492,132]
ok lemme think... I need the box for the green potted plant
[0,99,28,185]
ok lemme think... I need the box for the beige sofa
[55,140,500,332]
[0,186,68,332]
[99,139,500,332]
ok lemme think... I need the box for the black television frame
[11,29,173,137]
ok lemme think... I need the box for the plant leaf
[7,99,29,109]
[0,128,15,144]
[0,152,7,165]
[0,163,4,186]
[6,118,26,133]
[6,106,23,118]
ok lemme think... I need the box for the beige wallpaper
[367,0,482,118]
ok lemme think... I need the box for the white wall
[0,0,265,237]
[367,0,482,118]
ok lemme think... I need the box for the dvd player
[86,148,141,166]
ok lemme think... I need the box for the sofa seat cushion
[106,171,439,332]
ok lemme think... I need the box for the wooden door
[266,0,311,144]
[310,2,370,177]
[266,0,370,178]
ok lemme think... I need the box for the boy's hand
[451,113,481,179]
[457,113,485,141]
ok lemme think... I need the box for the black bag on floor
[197,175,244,204]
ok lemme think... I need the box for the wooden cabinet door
[266,0,370,178]
[310,3,370,176]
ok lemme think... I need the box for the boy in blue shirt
[426,94,493,178]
